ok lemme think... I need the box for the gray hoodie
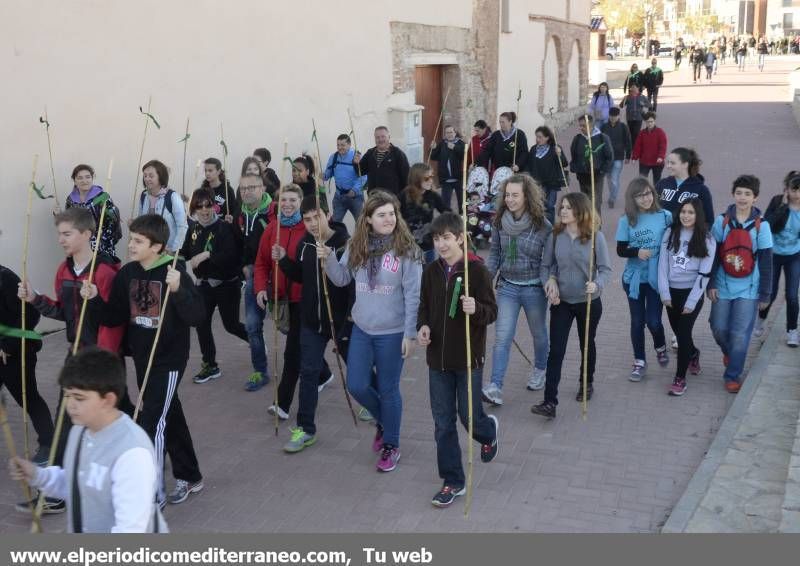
[325,247,422,338]
[540,230,612,304]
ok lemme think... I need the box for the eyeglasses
[240,185,262,192]
[196,203,214,209]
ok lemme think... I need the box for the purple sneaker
[376,445,400,472]
[372,426,384,452]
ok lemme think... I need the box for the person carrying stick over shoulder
[531,192,612,419]
[80,214,205,508]
[275,195,359,453]
[417,212,499,508]
[8,347,168,533]
[201,157,240,222]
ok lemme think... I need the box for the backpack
[139,189,175,217]
[719,214,761,278]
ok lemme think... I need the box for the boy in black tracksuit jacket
[570,116,614,214]
[276,196,356,451]
[181,199,248,382]
[0,265,54,464]
[416,212,499,508]
[86,215,205,506]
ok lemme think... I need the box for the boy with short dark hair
[9,347,167,533]
[83,214,205,507]
[601,107,632,208]
[708,174,773,393]
[416,212,499,508]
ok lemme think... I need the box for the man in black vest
[352,126,410,197]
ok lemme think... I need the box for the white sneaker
[481,383,503,406]
[753,317,766,338]
[318,373,335,393]
[671,334,678,351]
[527,368,546,391]
[629,360,647,382]
[267,404,289,420]
[787,329,799,348]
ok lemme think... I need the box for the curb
[661,304,785,533]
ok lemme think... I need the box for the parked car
[606,42,619,60]
[658,44,674,57]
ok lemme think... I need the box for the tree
[596,0,664,37]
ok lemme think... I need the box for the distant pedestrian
[704,49,716,82]
[631,112,667,183]
[601,107,631,209]
[587,82,614,129]
[623,64,643,94]
[620,84,650,144]
[643,58,664,111]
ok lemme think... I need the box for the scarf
[279,210,302,227]
[367,233,394,290]
[147,187,167,215]
[501,211,532,264]
[196,213,218,228]
[649,65,662,74]
[500,127,517,142]
[535,144,550,159]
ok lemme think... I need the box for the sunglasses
[423,175,434,181]
[196,202,214,210]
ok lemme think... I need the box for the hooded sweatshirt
[279,222,354,335]
[236,193,272,267]
[417,254,497,371]
[90,255,205,369]
[253,202,306,303]
[656,174,715,224]
[201,180,240,218]
[31,254,124,352]
[180,216,241,283]
[65,186,122,262]
[324,243,422,338]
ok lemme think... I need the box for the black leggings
[196,280,248,366]
[665,288,703,379]
[0,352,54,449]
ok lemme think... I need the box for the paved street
[2,55,800,533]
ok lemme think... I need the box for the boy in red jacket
[631,112,668,183]
[254,185,332,420]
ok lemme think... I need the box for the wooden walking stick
[426,86,451,166]
[312,119,358,427]
[581,114,597,420]
[548,107,570,190]
[271,140,289,436]
[20,155,40,463]
[220,123,229,217]
[347,108,362,178]
[130,97,160,219]
[39,109,60,209]
[511,84,522,170]
[179,118,191,199]
[460,121,475,517]
[32,159,113,531]
[0,394,42,532]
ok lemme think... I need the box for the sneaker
[267,404,289,420]
[481,383,503,406]
[575,383,594,401]
[431,485,466,508]
[656,347,669,367]
[318,373,335,393]
[167,479,204,504]
[753,317,766,338]
[481,415,499,463]
[15,495,65,514]
[669,377,687,396]
[193,363,221,384]
[376,445,400,472]
[526,368,546,391]
[725,380,741,394]
[530,401,556,419]
[244,372,268,392]
[629,360,647,382]
[283,427,317,453]
[688,352,702,375]
[358,407,374,422]
[671,335,678,351]
[372,425,384,452]
[787,329,799,348]
[32,445,51,467]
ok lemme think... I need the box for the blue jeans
[244,273,269,379]
[346,325,404,447]
[332,191,364,223]
[490,281,548,388]
[542,185,561,225]
[429,367,496,488]
[709,298,758,381]
[606,160,624,204]
[759,252,800,331]
[623,282,666,361]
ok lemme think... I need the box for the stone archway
[567,39,581,108]
[542,35,561,114]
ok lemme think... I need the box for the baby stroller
[465,166,500,248]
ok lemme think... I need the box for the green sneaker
[358,407,374,422]
[283,427,316,453]
[244,372,268,392]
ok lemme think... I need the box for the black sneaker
[431,485,466,508]
[480,415,499,463]
[193,363,221,384]
[32,445,51,467]
[531,401,556,419]
[575,383,594,401]
[15,495,65,514]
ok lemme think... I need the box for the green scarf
[242,193,272,215]
[0,323,42,341]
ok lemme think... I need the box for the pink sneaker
[668,377,687,396]
[688,352,702,375]
[372,426,384,452]
[376,446,400,472]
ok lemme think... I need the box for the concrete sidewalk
[2,55,800,534]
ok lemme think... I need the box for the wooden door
[415,65,443,162]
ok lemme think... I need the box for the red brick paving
[2,55,800,533]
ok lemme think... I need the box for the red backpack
[719,214,761,278]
